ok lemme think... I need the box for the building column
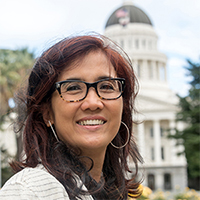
[155,61,159,80]
[142,59,148,80]
[158,62,161,81]
[169,119,177,162]
[154,120,161,165]
[133,60,139,76]
[137,123,145,158]
[151,60,156,80]
[155,170,163,190]
[164,63,167,82]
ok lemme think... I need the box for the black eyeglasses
[55,78,125,102]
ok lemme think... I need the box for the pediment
[135,94,178,112]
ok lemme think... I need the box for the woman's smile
[76,116,107,132]
[77,116,107,126]
[77,119,105,126]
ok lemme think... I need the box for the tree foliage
[0,48,34,185]
[0,147,14,186]
[170,59,200,187]
[0,48,34,128]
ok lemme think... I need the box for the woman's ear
[42,104,54,127]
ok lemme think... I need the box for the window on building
[135,39,139,49]
[148,174,155,190]
[161,147,165,160]
[151,147,155,161]
[164,173,172,190]
[149,40,152,50]
[153,40,156,50]
[148,61,153,79]
[160,127,164,137]
[137,63,141,78]
[142,39,146,49]
[150,127,154,137]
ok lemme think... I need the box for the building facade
[104,1,187,191]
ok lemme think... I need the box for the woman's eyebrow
[62,76,115,82]
[64,77,82,81]
[97,76,114,80]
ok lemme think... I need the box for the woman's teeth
[78,120,105,126]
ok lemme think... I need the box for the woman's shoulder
[0,164,94,200]
[0,164,69,199]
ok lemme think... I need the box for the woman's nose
[80,88,104,111]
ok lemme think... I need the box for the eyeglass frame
[55,78,126,102]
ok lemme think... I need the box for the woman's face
[49,51,123,154]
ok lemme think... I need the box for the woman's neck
[81,148,106,182]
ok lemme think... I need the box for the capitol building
[104,0,187,191]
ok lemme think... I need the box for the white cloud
[168,58,187,69]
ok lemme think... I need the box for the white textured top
[0,165,93,200]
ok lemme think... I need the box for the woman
[0,34,143,199]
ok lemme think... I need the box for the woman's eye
[100,83,115,91]
[62,83,82,92]
[67,85,81,91]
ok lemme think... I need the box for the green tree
[0,147,14,186]
[0,48,34,186]
[0,48,34,122]
[170,59,200,189]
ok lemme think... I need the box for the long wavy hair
[12,34,143,199]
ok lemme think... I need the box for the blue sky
[0,0,199,96]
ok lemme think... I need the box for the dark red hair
[13,34,143,199]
